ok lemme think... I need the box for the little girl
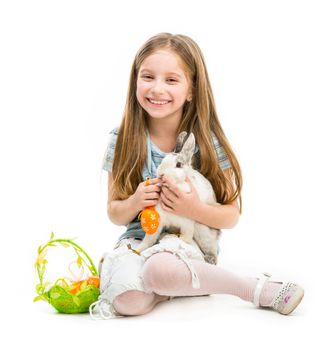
[91,32,304,319]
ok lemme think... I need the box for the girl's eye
[142,75,152,79]
[176,162,182,168]
[167,79,177,83]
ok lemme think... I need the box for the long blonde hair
[111,32,242,212]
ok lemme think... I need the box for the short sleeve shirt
[102,127,231,241]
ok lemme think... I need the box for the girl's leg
[98,238,170,317]
[112,290,169,316]
[142,252,281,306]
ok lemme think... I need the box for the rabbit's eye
[176,162,182,168]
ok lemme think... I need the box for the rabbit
[135,131,221,265]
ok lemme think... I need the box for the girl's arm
[161,169,240,230]
[191,169,240,229]
[108,198,140,226]
[192,201,240,229]
[107,172,140,226]
[107,172,162,226]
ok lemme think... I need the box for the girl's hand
[131,178,162,212]
[160,175,201,219]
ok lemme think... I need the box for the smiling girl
[91,33,304,319]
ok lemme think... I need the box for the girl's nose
[152,80,165,94]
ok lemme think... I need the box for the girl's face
[136,49,192,123]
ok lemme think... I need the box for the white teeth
[149,99,169,105]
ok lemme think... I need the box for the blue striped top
[102,127,231,241]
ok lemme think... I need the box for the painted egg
[139,206,160,235]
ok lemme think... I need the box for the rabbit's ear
[175,131,188,153]
[180,133,195,164]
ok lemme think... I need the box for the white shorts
[99,234,205,305]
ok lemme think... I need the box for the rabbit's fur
[136,132,221,264]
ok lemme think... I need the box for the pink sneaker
[253,273,304,315]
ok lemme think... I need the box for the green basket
[34,232,100,314]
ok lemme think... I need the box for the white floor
[8,282,320,350]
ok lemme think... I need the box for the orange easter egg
[139,206,160,235]
[69,276,100,295]
[69,280,84,295]
[87,276,100,288]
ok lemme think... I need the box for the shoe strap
[253,272,272,307]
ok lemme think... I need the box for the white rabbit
[136,131,221,265]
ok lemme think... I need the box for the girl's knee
[142,252,189,293]
[112,290,155,316]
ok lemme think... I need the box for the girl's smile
[146,98,171,106]
[136,50,192,121]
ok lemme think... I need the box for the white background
[1,0,324,349]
